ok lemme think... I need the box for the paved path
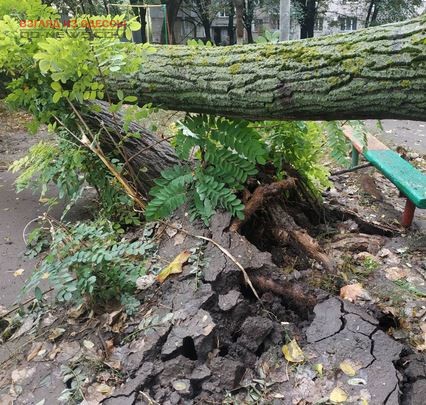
[367,119,426,155]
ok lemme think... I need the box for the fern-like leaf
[205,142,257,186]
[324,121,351,167]
[146,165,193,221]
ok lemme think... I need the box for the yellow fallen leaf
[313,363,323,376]
[330,387,348,403]
[340,283,370,302]
[14,268,25,277]
[282,339,304,363]
[339,359,357,376]
[156,250,191,283]
[41,272,49,279]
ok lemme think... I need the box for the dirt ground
[0,104,93,308]
[0,104,425,404]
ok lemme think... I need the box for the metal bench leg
[351,145,359,168]
[401,198,416,228]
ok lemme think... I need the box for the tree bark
[227,1,235,45]
[83,102,179,198]
[233,0,244,44]
[109,15,426,121]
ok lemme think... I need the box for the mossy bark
[111,15,426,121]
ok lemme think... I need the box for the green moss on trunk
[110,15,426,121]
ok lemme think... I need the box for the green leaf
[51,81,62,92]
[34,286,43,301]
[129,21,141,32]
[117,90,124,100]
[124,96,137,103]
[52,92,61,103]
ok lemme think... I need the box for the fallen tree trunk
[109,15,426,121]
[83,102,179,198]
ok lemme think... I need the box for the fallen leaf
[156,250,191,283]
[340,283,371,302]
[83,340,95,350]
[329,387,348,403]
[384,267,408,281]
[13,268,24,277]
[136,274,156,290]
[26,342,43,361]
[68,304,86,319]
[11,367,36,384]
[96,383,113,395]
[48,327,65,341]
[347,377,367,386]
[339,359,357,376]
[173,233,186,246]
[282,339,304,363]
[313,363,323,376]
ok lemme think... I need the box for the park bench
[343,127,426,228]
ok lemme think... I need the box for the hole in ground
[378,312,400,331]
[182,336,198,360]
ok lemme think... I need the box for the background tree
[161,0,183,43]
[182,0,222,41]
[227,0,235,44]
[364,0,424,26]
[232,0,244,43]
[243,0,259,43]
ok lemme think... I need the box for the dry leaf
[340,283,371,302]
[156,250,191,283]
[83,340,95,350]
[96,383,113,395]
[282,339,304,363]
[13,268,25,277]
[329,387,348,403]
[136,274,156,290]
[11,367,36,384]
[385,267,408,281]
[339,359,357,376]
[173,233,186,246]
[313,363,323,376]
[347,378,367,386]
[67,304,86,319]
[26,342,43,362]
[48,327,65,341]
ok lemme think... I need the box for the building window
[314,17,324,31]
[339,17,357,31]
[217,10,229,18]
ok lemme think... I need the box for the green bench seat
[364,149,426,209]
[343,127,426,227]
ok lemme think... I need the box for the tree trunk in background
[246,24,254,43]
[365,0,375,27]
[233,0,244,44]
[300,0,316,39]
[161,0,182,44]
[202,19,212,41]
[107,15,426,121]
[228,1,235,44]
[130,0,147,43]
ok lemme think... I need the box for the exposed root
[230,178,297,232]
[267,205,335,272]
[248,267,317,314]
